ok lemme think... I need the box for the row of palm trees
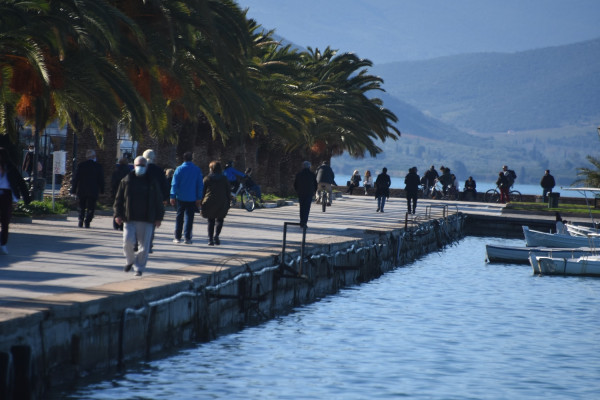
[0,0,401,196]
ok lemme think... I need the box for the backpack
[506,170,517,186]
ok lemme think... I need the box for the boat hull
[486,244,593,264]
[522,226,600,248]
[533,256,600,277]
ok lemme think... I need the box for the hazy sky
[236,0,600,63]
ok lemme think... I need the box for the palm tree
[575,155,600,187]
[297,47,401,163]
[1,1,153,197]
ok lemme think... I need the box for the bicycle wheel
[322,191,327,212]
[485,189,500,203]
[242,190,255,212]
[509,190,522,202]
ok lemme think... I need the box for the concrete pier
[0,195,557,398]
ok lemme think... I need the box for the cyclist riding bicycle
[224,160,246,193]
[315,161,335,205]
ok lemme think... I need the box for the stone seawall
[0,214,466,399]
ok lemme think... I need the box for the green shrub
[13,197,69,217]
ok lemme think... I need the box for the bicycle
[429,181,459,200]
[484,186,522,203]
[315,184,329,212]
[321,188,328,212]
[231,184,260,212]
[241,187,262,212]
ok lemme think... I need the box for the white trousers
[123,221,154,272]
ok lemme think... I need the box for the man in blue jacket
[170,152,203,244]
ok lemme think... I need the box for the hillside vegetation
[373,38,600,132]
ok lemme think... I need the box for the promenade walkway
[0,195,515,321]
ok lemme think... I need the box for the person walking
[113,156,165,277]
[71,149,104,228]
[315,161,335,205]
[404,166,420,214]
[201,161,231,246]
[170,152,203,244]
[110,158,131,230]
[21,145,35,178]
[363,170,373,194]
[437,167,452,196]
[540,169,556,203]
[142,149,170,252]
[374,167,391,212]
[294,161,318,228]
[143,149,170,202]
[0,147,31,255]
[423,165,439,197]
[346,170,361,195]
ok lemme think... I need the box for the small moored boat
[486,244,594,264]
[529,254,600,277]
[522,226,600,248]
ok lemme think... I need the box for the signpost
[52,151,66,210]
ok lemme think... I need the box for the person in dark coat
[404,166,420,214]
[114,156,164,277]
[21,145,35,177]
[201,160,231,246]
[346,170,361,194]
[437,167,452,195]
[142,149,170,202]
[71,149,104,228]
[294,161,318,228]
[540,169,556,203]
[423,165,439,197]
[463,176,477,200]
[111,158,131,230]
[142,149,170,251]
[315,161,335,205]
[496,172,509,204]
[374,167,391,212]
[0,147,31,255]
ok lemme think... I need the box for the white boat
[565,223,599,237]
[529,254,600,277]
[486,244,594,264]
[522,226,600,248]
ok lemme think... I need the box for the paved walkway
[0,195,523,320]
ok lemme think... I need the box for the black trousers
[78,195,97,223]
[207,218,224,239]
[406,192,418,213]
[299,195,313,226]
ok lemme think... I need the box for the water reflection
[60,237,600,400]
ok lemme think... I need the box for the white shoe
[0,245,7,255]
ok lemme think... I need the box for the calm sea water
[58,236,600,399]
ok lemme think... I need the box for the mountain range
[333,37,600,186]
